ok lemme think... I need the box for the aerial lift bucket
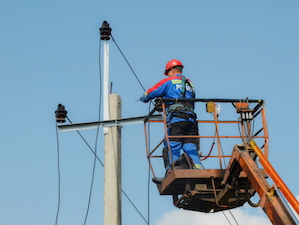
[144,98,299,224]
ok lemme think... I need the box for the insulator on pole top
[100,21,112,40]
[55,104,67,123]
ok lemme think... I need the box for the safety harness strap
[166,76,194,113]
[180,76,186,98]
[167,103,194,113]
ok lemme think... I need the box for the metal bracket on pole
[57,114,163,132]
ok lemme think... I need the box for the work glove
[140,95,149,103]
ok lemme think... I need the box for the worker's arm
[140,77,176,103]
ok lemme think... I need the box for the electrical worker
[140,59,202,178]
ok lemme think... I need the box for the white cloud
[155,194,299,225]
[154,208,271,225]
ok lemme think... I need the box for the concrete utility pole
[104,94,122,225]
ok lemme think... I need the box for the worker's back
[143,74,195,103]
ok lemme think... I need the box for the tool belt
[167,103,194,113]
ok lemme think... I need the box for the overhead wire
[121,190,149,223]
[83,115,101,225]
[147,103,152,225]
[55,118,102,225]
[83,38,103,225]
[63,118,148,224]
[65,114,149,224]
[55,112,104,225]
[111,35,146,92]
[55,121,61,225]
[221,211,233,225]
[227,210,239,225]
[111,34,151,224]
[60,117,104,224]
[66,117,104,167]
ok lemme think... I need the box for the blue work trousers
[164,112,200,169]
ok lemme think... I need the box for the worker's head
[164,59,184,76]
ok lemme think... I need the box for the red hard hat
[164,59,184,75]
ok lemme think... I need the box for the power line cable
[83,124,100,225]
[228,210,239,225]
[55,122,61,225]
[65,115,149,224]
[83,38,103,225]
[56,119,102,225]
[147,104,152,225]
[111,33,152,224]
[65,116,149,224]
[222,211,233,225]
[111,35,146,92]
[66,117,104,167]
[147,164,151,225]
[121,190,148,223]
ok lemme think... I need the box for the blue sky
[1,1,299,225]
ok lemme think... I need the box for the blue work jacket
[140,74,196,103]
